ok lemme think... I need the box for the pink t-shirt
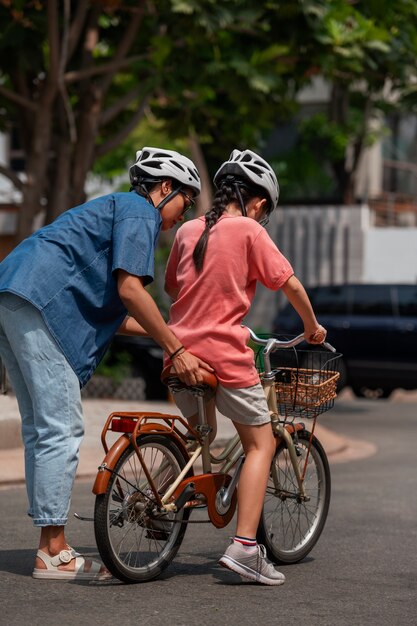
[165,215,294,387]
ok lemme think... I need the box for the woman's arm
[117,270,213,384]
[117,316,148,336]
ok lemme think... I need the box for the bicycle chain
[170,517,211,524]
[104,467,214,524]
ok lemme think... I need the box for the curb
[0,417,22,450]
[0,394,22,450]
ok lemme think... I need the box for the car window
[351,285,393,316]
[397,285,417,317]
[308,286,350,315]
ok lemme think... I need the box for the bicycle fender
[92,423,189,495]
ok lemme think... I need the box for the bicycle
[92,328,342,583]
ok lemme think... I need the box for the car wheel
[351,385,392,399]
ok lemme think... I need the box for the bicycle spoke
[258,432,330,562]
[95,435,190,582]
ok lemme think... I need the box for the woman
[164,149,326,586]
[0,147,212,580]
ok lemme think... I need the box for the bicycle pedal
[74,512,94,522]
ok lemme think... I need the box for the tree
[2,0,414,239]
[0,0,301,241]
[0,0,159,240]
[285,0,417,203]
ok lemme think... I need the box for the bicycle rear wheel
[94,434,190,583]
[257,429,330,564]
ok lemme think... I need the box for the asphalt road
[0,395,416,626]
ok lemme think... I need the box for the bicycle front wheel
[94,434,190,583]
[257,430,330,564]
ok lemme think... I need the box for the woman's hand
[171,350,214,386]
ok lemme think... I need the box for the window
[397,286,417,317]
[308,286,350,315]
[351,285,393,316]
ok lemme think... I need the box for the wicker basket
[275,367,340,414]
[254,337,343,418]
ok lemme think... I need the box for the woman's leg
[0,322,36,516]
[0,294,103,573]
[232,420,276,538]
[3,301,84,527]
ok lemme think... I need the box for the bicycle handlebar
[244,326,337,353]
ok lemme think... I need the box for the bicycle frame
[91,329,339,584]
[92,328,315,525]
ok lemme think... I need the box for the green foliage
[95,350,133,384]
[93,117,189,181]
[0,0,416,214]
[272,146,335,202]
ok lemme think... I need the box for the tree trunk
[16,85,57,241]
[188,132,212,215]
[45,140,72,224]
[329,83,351,204]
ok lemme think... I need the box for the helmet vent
[245,164,263,176]
[145,160,164,169]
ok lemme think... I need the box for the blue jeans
[0,292,84,526]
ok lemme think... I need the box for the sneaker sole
[218,555,285,586]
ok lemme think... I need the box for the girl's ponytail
[192,183,234,273]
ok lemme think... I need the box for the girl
[164,149,326,586]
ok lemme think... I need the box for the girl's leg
[232,420,276,538]
[218,420,285,585]
[172,391,217,444]
[185,397,217,444]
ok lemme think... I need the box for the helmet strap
[133,183,154,206]
[133,180,182,211]
[154,187,182,212]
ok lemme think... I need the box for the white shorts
[172,382,270,426]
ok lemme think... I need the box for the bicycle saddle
[161,365,218,393]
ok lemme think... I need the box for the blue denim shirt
[0,191,162,385]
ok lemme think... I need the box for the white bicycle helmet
[129,147,201,196]
[213,149,279,210]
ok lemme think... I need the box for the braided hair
[192,179,270,273]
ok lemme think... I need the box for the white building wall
[244,206,417,330]
[363,228,417,283]
[0,131,22,204]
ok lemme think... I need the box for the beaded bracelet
[169,345,185,360]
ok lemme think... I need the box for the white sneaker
[219,541,285,586]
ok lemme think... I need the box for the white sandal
[32,547,106,580]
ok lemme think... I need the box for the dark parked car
[273,284,417,398]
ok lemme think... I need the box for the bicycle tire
[94,433,190,583]
[257,429,330,564]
